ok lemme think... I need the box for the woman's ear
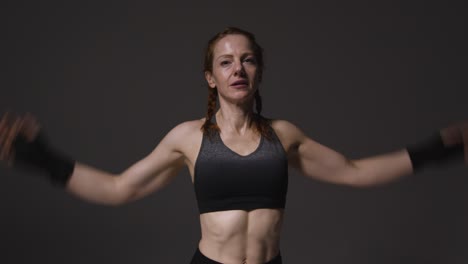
[205,71,216,88]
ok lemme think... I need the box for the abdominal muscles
[199,208,284,264]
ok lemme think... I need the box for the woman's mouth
[230,79,249,88]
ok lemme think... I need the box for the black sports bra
[194,122,288,214]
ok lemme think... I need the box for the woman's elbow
[107,178,137,206]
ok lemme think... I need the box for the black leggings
[190,248,282,264]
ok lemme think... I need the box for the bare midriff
[198,208,284,264]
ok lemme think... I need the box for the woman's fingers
[21,112,41,141]
[0,112,41,164]
[440,123,463,146]
[0,112,14,160]
[441,121,468,164]
[0,118,22,161]
[0,112,12,150]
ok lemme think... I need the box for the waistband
[190,247,282,264]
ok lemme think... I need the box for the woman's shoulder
[160,118,205,151]
[170,118,205,136]
[270,119,306,150]
[270,119,302,135]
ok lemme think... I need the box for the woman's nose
[234,61,246,76]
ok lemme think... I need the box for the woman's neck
[216,103,255,135]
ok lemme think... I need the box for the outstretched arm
[67,125,186,205]
[291,136,412,187]
[0,112,191,205]
[274,120,464,188]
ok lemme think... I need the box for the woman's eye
[220,61,231,66]
[243,58,256,64]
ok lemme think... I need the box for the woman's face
[205,34,259,105]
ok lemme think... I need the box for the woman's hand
[0,112,41,166]
[0,112,74,186]
[440,121,468,164]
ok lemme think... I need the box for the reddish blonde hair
[201,27,271,139]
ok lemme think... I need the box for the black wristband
[13,132,75,187]
[407,132,463,172]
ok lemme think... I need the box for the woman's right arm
[67,123,187,205]
[1,113,191,206]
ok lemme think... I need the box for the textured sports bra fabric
[194,122,289,214]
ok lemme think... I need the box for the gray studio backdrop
[1,1,468,263]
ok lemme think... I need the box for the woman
[0,27,466,264]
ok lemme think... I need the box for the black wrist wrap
[407,132,463,172]
[13,132,75,187]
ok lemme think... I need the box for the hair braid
[202,87,219,136]
[254,89,262,115]
[253,89,273,140]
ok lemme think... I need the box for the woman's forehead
[213,34,253,58]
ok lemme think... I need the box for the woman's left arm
[273,120,464,188]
